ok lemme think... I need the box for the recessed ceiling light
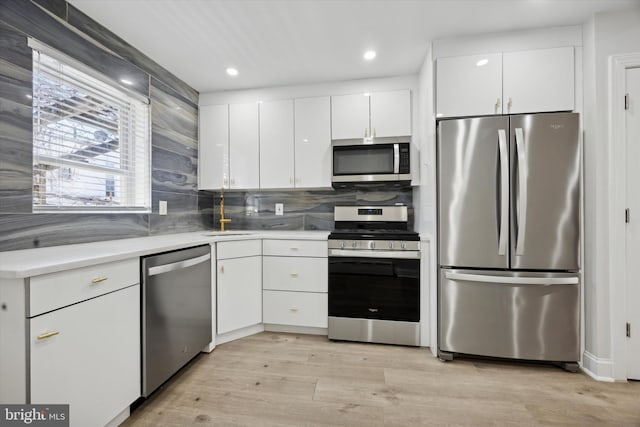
[363,50,377,61]
[120,78,133,85]
[476,59,489,67]
[226,67,239,76]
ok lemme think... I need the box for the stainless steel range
[327,205,420,346]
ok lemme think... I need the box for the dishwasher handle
[147,253,211,277]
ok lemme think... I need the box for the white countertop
[0,230,330,279]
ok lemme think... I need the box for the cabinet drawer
[262,239,327,257]
[263,290,327,328]
[29,258,138,317]
[217,240,262,259]
[263,257,327,292]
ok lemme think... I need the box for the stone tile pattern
[0,0,206,251]
[0,0,414,251]
[208,186,414,232]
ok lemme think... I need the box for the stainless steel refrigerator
[437,112,580,368]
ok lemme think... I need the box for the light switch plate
[275,203,284,216]
[159,201,168,215]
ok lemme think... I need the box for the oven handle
[328,249,420,259]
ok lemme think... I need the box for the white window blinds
[30,39,151,212]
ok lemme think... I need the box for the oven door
[328,255,420,322]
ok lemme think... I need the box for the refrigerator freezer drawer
[439,268,579,362]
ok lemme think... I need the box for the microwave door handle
[393,144,400,174]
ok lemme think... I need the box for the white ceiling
[68,0,639,94]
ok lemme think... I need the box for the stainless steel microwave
[331,138,411,186]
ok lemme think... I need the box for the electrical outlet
[159,201,168,215]
[275,203,284,216]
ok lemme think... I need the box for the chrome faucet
[219,187,231,231]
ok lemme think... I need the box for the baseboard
[582,351,615,382]
[215,324,265,345]
[106,407,130,427]
[263,324,328,335]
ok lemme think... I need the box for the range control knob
[352,241,357,248]
[369,241,375,249]
[401,242,407,249]
[340,241,345,249]
[389,241,394,249]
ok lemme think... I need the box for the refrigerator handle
[498,129,509,256]
[515,128,528,256]
[445,271,578,285]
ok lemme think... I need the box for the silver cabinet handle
[445,272,578,285]
[495,98,501,113]
[91,276,108,284]
[515,128,528,256]
[497,129,508,256]
[393,143,400,174]
[148,253,211,276]
[290,273,298,277]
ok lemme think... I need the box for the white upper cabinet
[502,46,574,114]
[370,90,411,137]
[229,103,260,189]
[294,96,331,188]
[436,47,574,118]
[259,99,294,188]
[331,90,411,139]
[331,93,370,139]
[436,53,503,118]
[199,104,229,190]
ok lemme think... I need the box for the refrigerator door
[510,113,580,270]
[439,268,580,361]
[438,116,510,269]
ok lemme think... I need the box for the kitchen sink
[201,231,253,237]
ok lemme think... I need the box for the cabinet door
[436,53,503,118]
[199,104,229,189]
[331,93,370,139]
[294,96,331,188]
[503,47,574,114]
[370,90,411,137]
[259,99,294,188]
[229,103,259,189]
[217,256,262,334]
[30,285,140,427]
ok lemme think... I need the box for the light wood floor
[123,332,640,426]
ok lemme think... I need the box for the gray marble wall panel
[0,1,202,251]
[32,0,67,20]
[0,22,33,213]
[0,214,148,251]
[210,187,414,232]
[66,4,198,106]
[1,0,149,97]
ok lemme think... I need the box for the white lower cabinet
[262,239,328,329]
[30,284,140,427]
[263,290,327,328]
[216,240,262,334]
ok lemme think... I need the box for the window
[30,39,150,212]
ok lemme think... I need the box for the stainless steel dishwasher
[141,245,212,397]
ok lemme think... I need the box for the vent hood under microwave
[331,137,411,187]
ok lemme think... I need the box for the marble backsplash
[0,0,207,252]
[204,186,414,232]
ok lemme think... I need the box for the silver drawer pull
[290,273,298,277]
[290,247,299,251]
[91,276,108,284]
[290,307,299,312]
[37,331,60,340]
